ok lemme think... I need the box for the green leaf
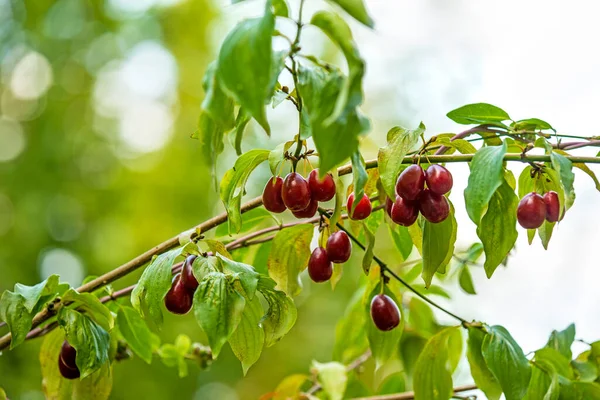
[0,388,5,400]
[377,125,424,199]
[447,103,511,126]
[571,360,598,382]
[333,289,368,363]
[201,62,235,131]
[550,151,576,209]
[312,361,348,400]
[58,308,111,378]
[228,294,265,375]
[523,364,559,400]
[482,325,532,400]
[14,274,60,313]
[459,266,477,295]
[193,272,246,357]
[421,201,457,287]
[366,286,403,369]
[157,335,191,378]
[559,381,600,400]
[467,327,502,400]
[350,150,368,212]
[512,118,554,131]
[408,297,436,338]
[268,140,295,176]
[476,178,518,278]
[534,348,574,379]
[267,224,314,296]
[257,276,297,347]
[556,149,600,191]
[361,211,382,275]
[116,306,160,364]
[217,5,275,133]
[327,0,374,27]
[464,142,508,224]
[413,326,461,400]
[377,372,406,395]
[220,149,270,233]
[230,108,251,156]
[272,0,289,17]
[61,289,114,332]
[216,254,259,300]
[545,324,575,359]
[130,248,183,327]
[388,224,413,261]
[436,136,478,154]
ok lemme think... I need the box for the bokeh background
[1,0,600,398]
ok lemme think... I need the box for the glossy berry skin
[58,356,80,380]
[164,274,193,315]
[326,231,352,263]
[425,164,453,195]
[308,247,333,282]
[346,193,372,220]
[370,294,401,331]
[262,177,287,213]
[543,191,560,222]
[385,197,394,217]
[60,341,77,369]
[517,192,546,229]
[181,255,198,291]
[390,195,419,226]
[396,165,425,201]
[282,172,311,212]
[418,189,450,223]
[292,197,318,219]
[308,169,336,201]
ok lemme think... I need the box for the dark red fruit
[425,164,453,195]
[418,189,450,223]
[308,169,336,201]
[390,195,419,226]
[326,231,352,263]
[292,197,318,218]
[385,197,393,217]
[60,340,77,369]
[181,255,198,291]
[282,172,311,212]
[58,356,80,380]
[308,247,333,282]
[164,274,193,315]
[262,177,287,213]
[396,165,425,201]
[346,193,372,220]
[517,192,546,229]
[543,191,560,222]
[370,294,401,331]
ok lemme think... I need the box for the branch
[350,384,478,400]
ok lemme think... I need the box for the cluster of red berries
[58,340,80,379]
[307,231,352,283]
[385,164,453,225]
[517,190,560,229]
[164,255,198,315]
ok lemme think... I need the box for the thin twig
[350,384,478,400]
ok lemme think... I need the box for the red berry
[346,193,372,220]
[282,172,311,212]
[60,341,77,369]
[425,164,453,195]
[517,192,546,229]
[390,195,419,226]
[292,197,318,219]
[308,247,333,282]
[58,355,80,380]
[396,165,425,201]
[370,294,401,331]
[418,189,450,223]
[262,177,286,213]
[164,274,193,315]
[326,231,352,263]
[308,169,336,201]
[385,197,394,217]
[180,255,198,291]
[543,191,560,222]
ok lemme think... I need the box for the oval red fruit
[164,274,193,315]
[543,191,560,222]
[180,255,198,291]
[517,192,546,229]
[326,231,352,263]
[292,197,318,219]
[346,193,372,220]
[308,169,336,201]
[370,294,401,331]
[385,197,394,217]
[60,341,78,370]
[308,247,333,282]
[282,172,311,211]
[396,165,425,201]
[390,195,419,226]
[58,355,80,380]
[425,164,453,195]
[262,177,287,213]
[418,189,450,223]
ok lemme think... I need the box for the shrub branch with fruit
[2,0,600,399]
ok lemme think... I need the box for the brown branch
[350,384,478,400]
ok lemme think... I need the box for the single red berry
[543,191,560,222]
[58,355,80,380]
[396,165,425,201]
[164,274,193,315]
[292,197,318,219]
[390,195,419,226]
[308,169,336,201]
[370,294,401,331]
[60,341,77,370]
[308,247,333,282]
[180,255,198,291]
[517,192,546,229]
[282,172,311,212]
[425,164,453,195]
[385,197,394,217]
[262,177,287,213]
[346,193,372,220]
[326,231,352,263]
[418,189,450,223]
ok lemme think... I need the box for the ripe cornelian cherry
[346,193,372,220]
[292,197,318,219]
[390,195,419,226]
[181,255,198,291]
[308,247,333,282]
[396,165,425,201]
[385,196,394,217]
[58,340,80,380]
[164,274,193,315]
[282,172,311,212]
[418,189,450,223]
[517,192,546,229]
[308,169,336,201]
[58,356,80,380]
[425,164,453,195]
[262,177,287,213]
[326,231,352,263]
[370,294,401,331]
[543,191,560,222]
